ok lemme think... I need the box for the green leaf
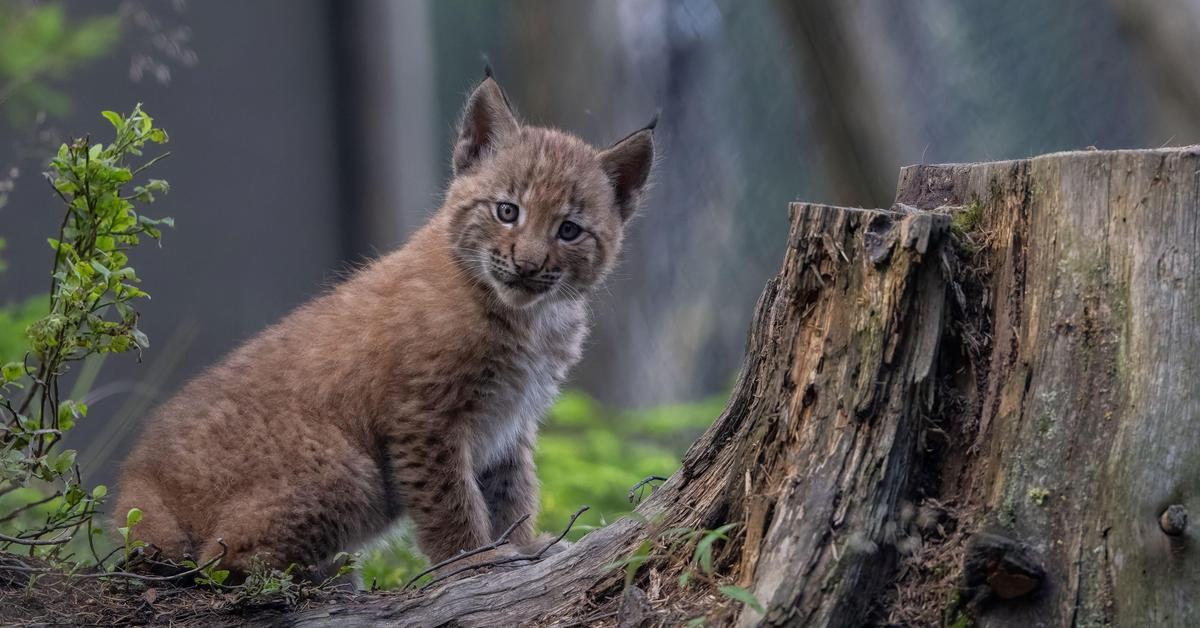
[89,260,111,278]
[57,400,86,431]
[718,585,764,613]
[52,449,77,474]
[92,484,108,499]
[130,327,149,349]
[108,335,130,352]
[698,533,723,569]
[624,539,652,586]
[2,362,24,382]
[603,539,654,588]
[101,110,123,129]
[695,523,739,573]
[126,507,143,528]
[710,523,739,537]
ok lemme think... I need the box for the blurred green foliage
[0,2,121,129]
[357,522,430,590]
[536,391,719,533]
[358,390,723,589]
[0,294,47,364]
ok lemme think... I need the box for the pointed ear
[453,76,519,174]
[599,124,655,221]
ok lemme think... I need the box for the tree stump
[283,146,1199,627]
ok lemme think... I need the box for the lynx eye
[557,220,582,242]
[495,202,519,224]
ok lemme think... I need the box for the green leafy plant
[248,562,299,599]
[177,554,232,589]
[0,105,170,562]
[718,585,765,614]
[229,555,359,605]
[115,506,144,563]
[665,523,738,589]
[607,521,763,617]
[612,538,654,588]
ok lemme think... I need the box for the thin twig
[129,151,171,177]
[422,506,589,589]
[15,512,91,538]
[628,475,668,503]
[0,492,60,523]
[85,516,104,568]
[0,539,228,583]
[404,513,531,589]
[0,530,72,546]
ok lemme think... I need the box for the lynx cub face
[445,77,654,308]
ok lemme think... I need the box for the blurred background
[1,0,1198,586]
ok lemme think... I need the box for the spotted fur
[114,73,655,577]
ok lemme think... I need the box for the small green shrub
[608,520,763,617]
[0,105,170,564]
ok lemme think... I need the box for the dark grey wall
[0,0,345,485]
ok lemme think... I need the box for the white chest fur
[470,302,586,470]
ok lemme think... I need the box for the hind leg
[196,459,386,581]
[113,474,192,564]
[198,503,356,581]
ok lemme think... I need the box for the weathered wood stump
[283,146,1199,627]
[893,147,1199,627]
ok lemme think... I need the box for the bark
[895,146,1200,626]
[270,146,1199,627]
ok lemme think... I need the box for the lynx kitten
[114,70,655,577]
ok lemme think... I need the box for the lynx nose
[513,258,541,277]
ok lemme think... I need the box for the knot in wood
[1160,504,1188,537]
[964,531,1045,600]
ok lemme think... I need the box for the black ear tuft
[453,74,519,174]
[645,110,660,131]
[599,126,655,222]
[483,58,494,79]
